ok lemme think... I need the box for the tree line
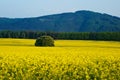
[0,31,120,41]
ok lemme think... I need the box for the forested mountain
[0,10,120,32]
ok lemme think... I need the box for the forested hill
[0,10,120,32]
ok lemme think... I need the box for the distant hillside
[0,10,120,32]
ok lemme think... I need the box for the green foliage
[0,31,120,41]
[35,36,54,46]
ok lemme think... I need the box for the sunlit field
[0,38,120,80]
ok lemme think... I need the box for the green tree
[35,36,54,47]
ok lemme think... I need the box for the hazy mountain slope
[0,10,120,32]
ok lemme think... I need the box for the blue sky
[0,0,120,18]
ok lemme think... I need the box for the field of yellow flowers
[0,38,120,80]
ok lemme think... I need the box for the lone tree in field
[35,36,54,47]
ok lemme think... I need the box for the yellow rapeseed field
[0,38,120,80]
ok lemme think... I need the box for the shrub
[35,36,54,47]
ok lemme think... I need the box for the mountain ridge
[0,10,120,32]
